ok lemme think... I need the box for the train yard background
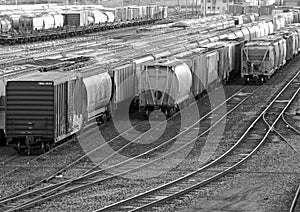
[0,1,300,212]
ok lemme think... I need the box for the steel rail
[289,184,300,212]
[262,113,300,155]
[1,85,261,211]
[91,70,300,212]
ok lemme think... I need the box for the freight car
[4,53,154,153]
[4,12,300,153]
[241,24,300,83]
[135,12,300,115]
[0,16,12,33]
[137,38,245,117]
[0,5,167,45]
[0,56,91,146]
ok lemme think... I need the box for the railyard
[0,2,300,212]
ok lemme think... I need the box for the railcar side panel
[110,63,137,108]
[82,73,111,122]
[6,81,55,141]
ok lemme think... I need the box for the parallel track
[279,95,300,212]
[0,19,158,46]
[0,84,262,211]
[89,70,300,212]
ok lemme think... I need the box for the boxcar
[6,71,82,152]
[0,65,41,142]
[5,68,112,152]
[62,11,89,27]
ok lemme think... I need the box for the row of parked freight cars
[0,14,239,68]
[0,5,167,45]
[229,4,300,16]
[3,11,300,153]
[242,23,300,82]
[0,15,243,150]
[0,5,167,32]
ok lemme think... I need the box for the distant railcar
[241,24,300,82]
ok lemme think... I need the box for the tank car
[87,10,108,25]
[103,11,115,23]
[0,16,12,33]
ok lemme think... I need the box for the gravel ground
[24,83,245,212]
[0,139,85,198]
[4,51,300,212]
[174,55,300,212]
[25,54,300,211]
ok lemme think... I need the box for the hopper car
[136,11,300,115]
[138,38,245,117]
[3,11,300,153]
[241,23,300,83]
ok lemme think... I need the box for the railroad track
[0,18,160,46]
[86,69,300,212]
[290,184,300,212]
[0,21,232,68]
[278,93,300,212]
[0,84,263,211]
[0,19,174,56]
[0,114,151,200]
[0,25,152,66]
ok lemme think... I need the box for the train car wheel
[164,109,170,118]
[0,130,6,146]
[41,141,46,154]
[245,77,250,85]
[144,109,150,119]
[96,116,101,126]
[17,141,21,153]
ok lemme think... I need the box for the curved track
[290,184,300,212]
[0,84,262,211]
[88,69,300,212]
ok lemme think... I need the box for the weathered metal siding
[54,82,67,140]
[63,13,80,27]
[112,63,137,105]
[6,81,54,139]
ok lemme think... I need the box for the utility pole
[227,0,229,14]
[185,0,187,18]
[195,0,198,16]
[203,0,206,17]
[192,0,194,16]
